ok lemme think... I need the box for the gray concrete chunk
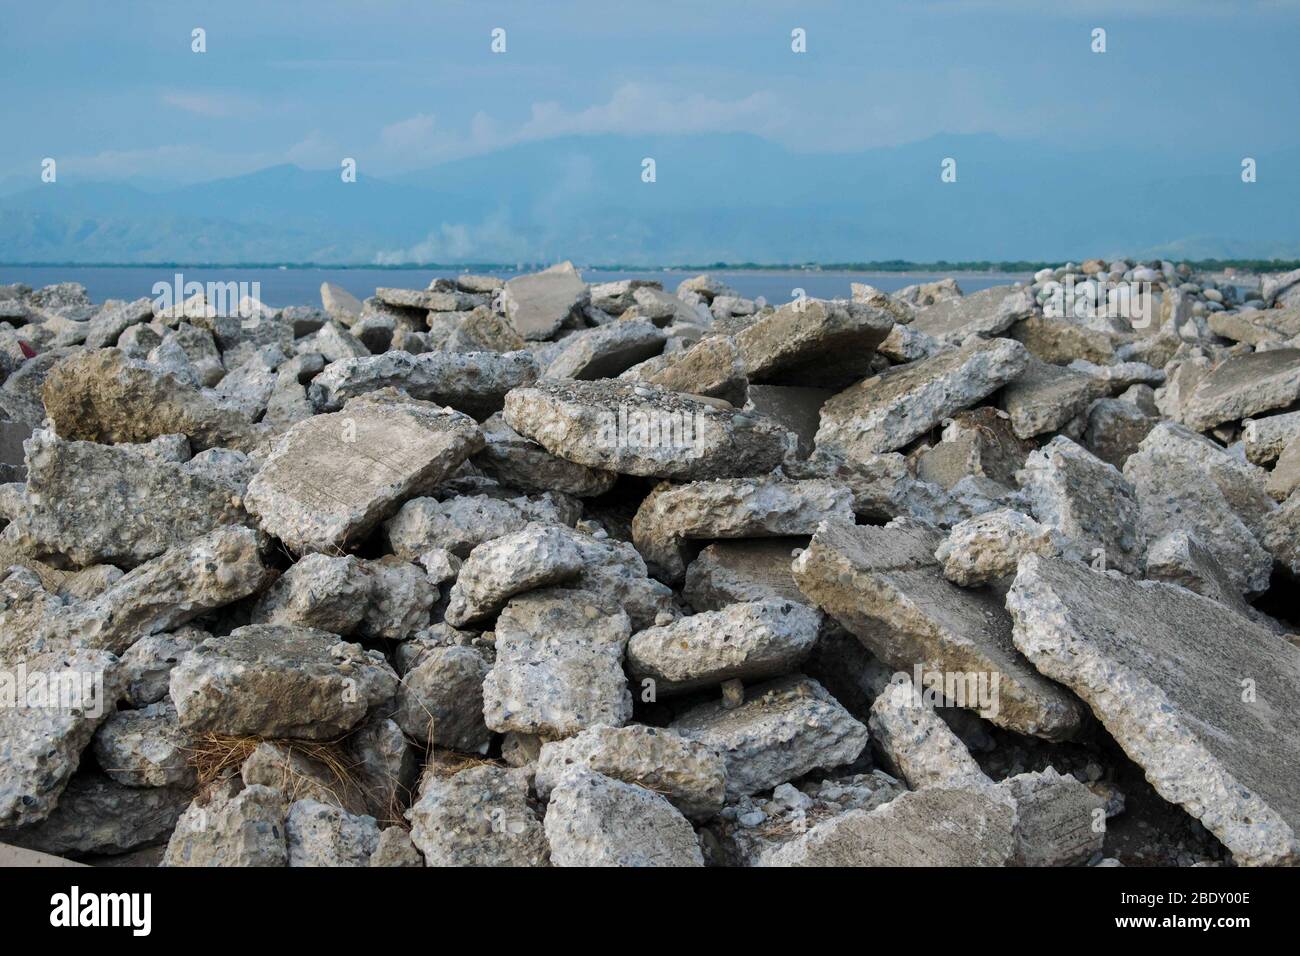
[627,599,821,694]
[482,588,632,739]
[910,285,1035,347]
[534,724,726,820]
[759,786,1016,866]
[244,393,483,552]
[504,379,792,480]
[671,676,868,799]
[406,764,549,867]
[631,476,854,583]
[1018,436,1146,577]
[1180,348,1300,431]
[735,299,893,387]
[1008,554,1300,866]
[792,520,1085,739]
[816,337,1029,457]
[309,349,538,418]
[502,262,589,340]
[543,768,704,867]
[169,624,399,740]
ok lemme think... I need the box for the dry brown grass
[182,731,411,825]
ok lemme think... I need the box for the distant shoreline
[1,259,1296,275]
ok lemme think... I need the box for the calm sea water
[0,266,1026,309]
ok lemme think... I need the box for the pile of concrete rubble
[0,257,1297,867]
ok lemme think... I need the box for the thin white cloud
[365,83,794,173]
[516,83,786,141]
[161,91,260,118]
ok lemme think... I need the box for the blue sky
[4,0,1298,185]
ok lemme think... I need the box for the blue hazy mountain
[2,133,1297,265]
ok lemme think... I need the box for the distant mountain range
[3,133,1298,265]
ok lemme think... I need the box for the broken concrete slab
[383,490,579,560]
[249,553,371,635]
[482,588,632,739]
[1082,397,1159,468]
[444,525,585,626]
[759,785,1016,866]
[623,334,749,407]
[1267,432,1300,502]
[473,413,617,497]
[734,299,893,388]
[543,319,665,380]
[169,624,399,739]
[1,773,192,858]
[42,348,263,452]
[503,379,792,481]
[1008,553,1300,866]
[534,724,726,821]
[285,799,381,867]
[375,287,479,313]
[1018,436,1146,577]
[370,827,423,867]
[1122,427,1273,595]
[934,508,1061,588]
[163,780,288,867]
[816,336,1029,457]
[670,676,868,799]
[0,614,125,829]
[118,628,204,708]
[244,392,483,552]
[791,519,1085,739]
[354,556,436,641]
[92,701,196,789]
[683,538,808,612]
[1009,314,1118,365]
[744,385,831,459]
[631,476,854,583]
[628,599,820,694]
[70,526,270,655]
[5,429,251,569]
[320,282,363,325]
[910,285,1035,347]
[1243,409,1300,466]
[309,349,538,418]
[501,262,589,341]
[867,679,994,792]
[1001,767,1106,867]
[394,640,491,753]
[1144,530,1263,624]
[1180,348,1300,431]
[543,767,704,867]
[406,764,549,867]
[913,406,1032,491]
[1001,357,1101,439]
[83,297,154,350]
